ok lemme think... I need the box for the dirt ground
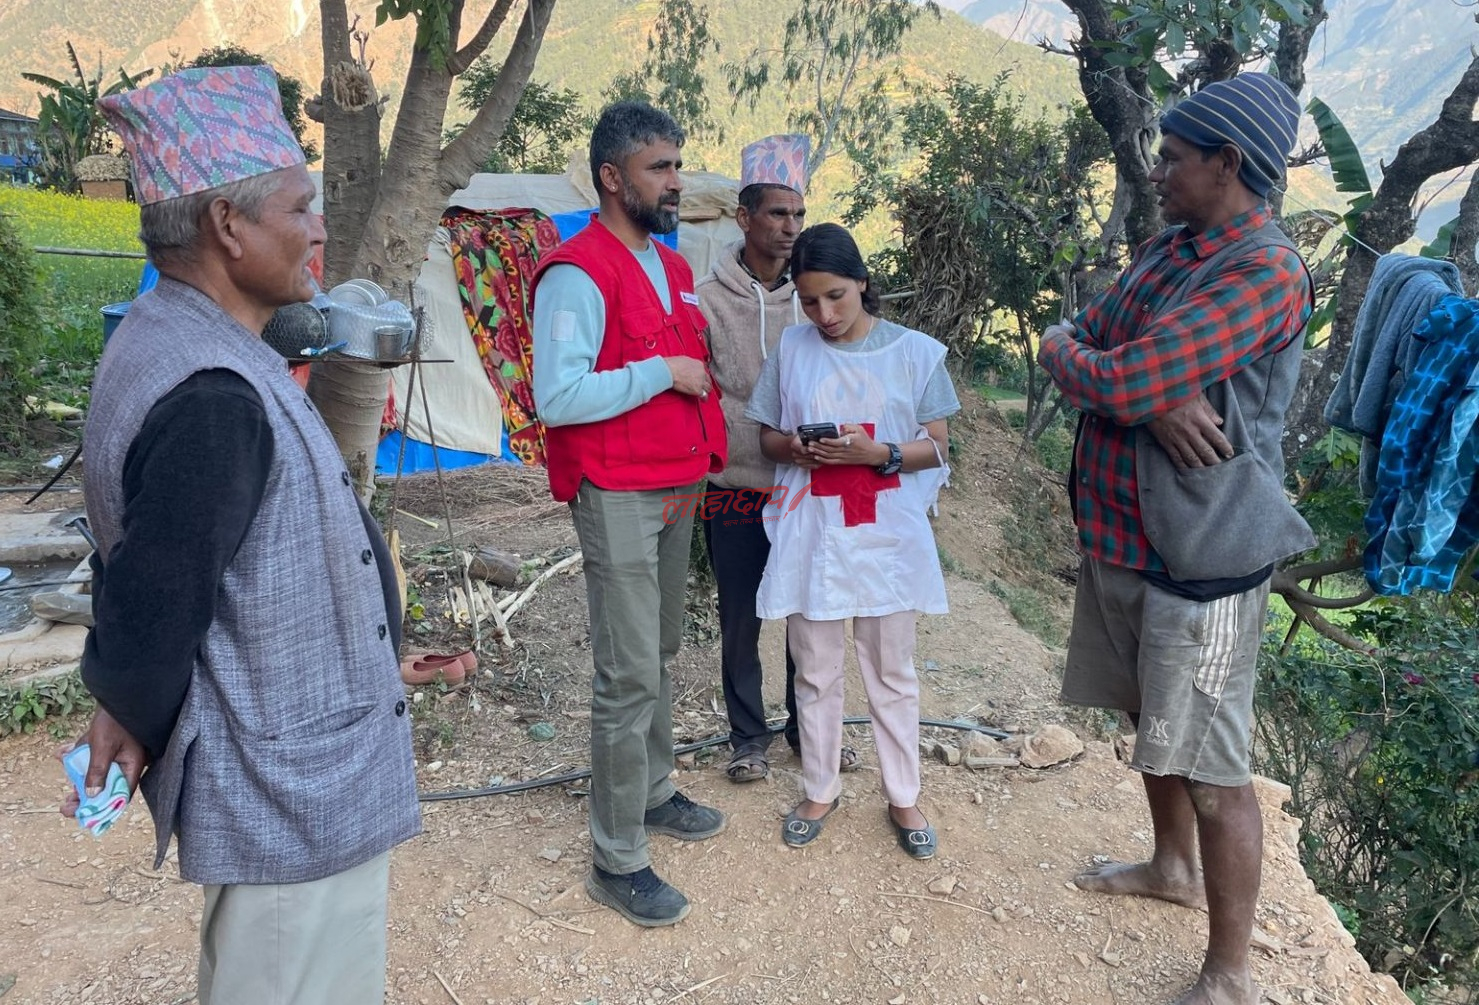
[0,401,1408,1005]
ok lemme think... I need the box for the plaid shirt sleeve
[1041,246,1310,426]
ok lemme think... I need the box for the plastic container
[327,298,420,359]
[101,302,132,344]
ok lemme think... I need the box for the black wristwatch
[877,442,903,476]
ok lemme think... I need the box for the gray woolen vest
[83,278,420,885]
[1132,221,1318,580]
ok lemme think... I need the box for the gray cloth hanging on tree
[1324,253,1464,496]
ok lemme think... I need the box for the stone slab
[0,510,90,563]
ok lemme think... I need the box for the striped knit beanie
[1160,73,1301,198]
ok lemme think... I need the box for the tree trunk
[357,48,457,295]
[1451,167,1479,294]
[309,0,557,499]
[1267,0,1326,222]
[1269,0,1326,99]
[1060,0,1161,252]
[317,1,382,285]
[1283,51,1479,465]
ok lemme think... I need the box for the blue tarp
[549,208,679,251]
[375,428,520,477]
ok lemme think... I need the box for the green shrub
[999,405,1075,473]
[1254,594,1479,992]
[0,670,93,737]
[0,212,44,452]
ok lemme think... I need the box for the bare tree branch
[1266,3,1326,219]
[1277,554,1365,581]
[449,0,516,75]
[1058,0,1160,249]
[1271,553,1373,645]
[1349,52,1479,262]
[1270,0,1327,96]
[1278,582,1374,611]
[441,0,555,188]
[1287,141,1327,169]
[1286,599,1379,655]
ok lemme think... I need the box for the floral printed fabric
[443,207,562,466]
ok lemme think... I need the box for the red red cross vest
[533,218,727,502]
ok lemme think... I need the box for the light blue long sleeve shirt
[532,242,675,427]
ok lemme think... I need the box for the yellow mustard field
[0,184,142,251]
[0,185,144,314]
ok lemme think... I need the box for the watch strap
[877,441,903,476]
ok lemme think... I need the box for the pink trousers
[786,611,921,808]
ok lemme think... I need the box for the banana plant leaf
[1307,96,1372,198]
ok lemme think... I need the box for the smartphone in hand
[797,422,840,445]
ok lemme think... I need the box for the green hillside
[3,0,1352,249]
[479,0,1086,245]
[3,0,1085,248]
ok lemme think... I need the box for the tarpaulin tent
[379,156,742,476]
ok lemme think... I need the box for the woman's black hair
[789,222,881,314]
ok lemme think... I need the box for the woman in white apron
[743,223,960,860]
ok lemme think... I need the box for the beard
[621,176,680,235]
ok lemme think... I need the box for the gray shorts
[1060,557,1269,786]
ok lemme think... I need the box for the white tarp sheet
[389,158,742,457]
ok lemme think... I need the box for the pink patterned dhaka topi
[739,134,811,195]
[98,65,305,205]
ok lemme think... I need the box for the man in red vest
[531,101,729,927]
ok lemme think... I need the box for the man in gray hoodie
[698,135,859,782]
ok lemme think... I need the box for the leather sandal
[725,745,770,783]
[788,741,862,774]
[782,797,840,847]
[839,745,861,773]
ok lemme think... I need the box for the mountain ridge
[0,1,1078,155]
[3,1,1461,235]
[935,0,1479,237]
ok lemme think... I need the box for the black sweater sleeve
[82,370,273,762]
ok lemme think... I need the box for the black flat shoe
[782,797,840,847]
[892,817,936,860]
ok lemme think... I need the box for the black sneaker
[585,865,691,926]
[644,791,726,840]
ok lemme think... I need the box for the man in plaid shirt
[1038,73,1313,1005]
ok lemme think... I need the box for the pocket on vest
[1140,450,1312,580]
[618,307,665,360]
[819,524,909,608]
[263,702,377,742]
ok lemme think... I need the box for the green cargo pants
[568,478,702,874]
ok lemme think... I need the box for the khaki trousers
[568,479,700,873]
[198,851,391,1005]
[787,612,921,807]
